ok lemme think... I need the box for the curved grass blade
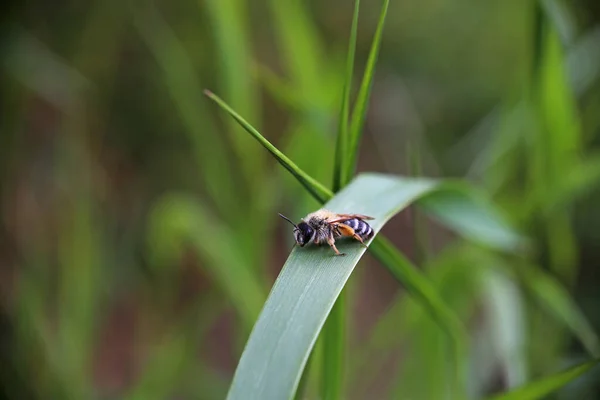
[487,358,600,400]
[346,0,390,179]
[326,1,361,397]
[204,90,332,203]
[227,174,527,399]
[333,0,360,192]
[226,174,467,400]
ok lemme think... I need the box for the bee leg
[327,236,345,256]
[335,224,368,248]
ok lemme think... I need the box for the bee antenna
[278,213,297,228]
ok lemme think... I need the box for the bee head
[294,222,314,247]
[278,213,314,247]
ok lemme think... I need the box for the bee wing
[326,213,374,224]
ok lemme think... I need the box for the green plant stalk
[204,0,272,272]
[321,288,347,400]
[525,5,581,373]
[134,6,240,221]
[333,0,360,192]
[204,0,262,183]
[57,123,101,399]
[346,0,389,178]
[326,1,361,397]
[266,0,325,100]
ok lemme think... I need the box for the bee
[278,209,375,256]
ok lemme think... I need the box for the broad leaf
[226,173,522,399]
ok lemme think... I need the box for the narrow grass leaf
[253,63,305,112]
[204,0,263,183]
[204,90,332,203]
[266,0,325,101]
[487,358,600,400]
[321,294,347,400]
[134,6,239,219]
[333,0,360,191]
[521,267,600,357]
[531,17,581,283]
[346,0,390,179]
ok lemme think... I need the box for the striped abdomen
[343,218,374,239]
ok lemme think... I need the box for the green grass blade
[253,63,305,112]
[204,90,332,203]
[204,0,262,184]
[521,267,600,357]
[321,292,347,400]
[226,174,467,400]
[419,183,528,252]
[227,173,526,399]
[346,0,390,179]
[487,358,600,400]
[333,0,360,191]
[266,0,325,101]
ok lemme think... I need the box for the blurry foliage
[1,0,600,399]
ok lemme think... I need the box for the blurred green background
[2,0,600,398]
